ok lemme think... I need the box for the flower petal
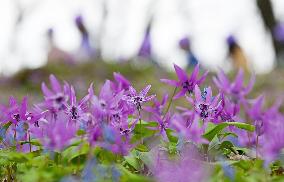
[174,64,188,81]
[41,82,53,97]
[196,70,209,85]
[49,74,62,93]
[194,85,202,102]
[173,89,186,100]
[232,69,244,91]
[140,85,151,97]
[160,79,179,87]
[189,64,200,82]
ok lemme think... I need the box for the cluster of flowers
[0,64,284,171]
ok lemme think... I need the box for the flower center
[182,81,194,93]
[13,113,20,122]
[71,106,79,120]
[199,104,209,111]
[200,110,209,119]
[133,96,143,110]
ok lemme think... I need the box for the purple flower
[187,86,221,122]
[31,113,78,151]
[151,145,211,182]
[64,85,90,123]
[118,118,139,137]
[161,64,208,99]
[96,125,133,155]
[89,80,124,122]
[214,94,240,123]
[4,97,43,126]
[144,93,168,117]
[261,118,284,162]
[41,74,69,111]
[245,95,265,122]
[112,72,131,93]
[148,113,171,141]
[171,114,208,144]
[123,85,155,111]
[213,69,255,103]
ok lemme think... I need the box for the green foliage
[203,122,255,142]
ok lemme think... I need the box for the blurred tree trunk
[256,0,284,58]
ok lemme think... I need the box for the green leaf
[19,139,42,146]
[0,122,12,141]
[203,122,255,142]
[166,129,178,143]
[218,141,237,154]
[217,132,238,140]
[76,129,86,136]
[124,155,140,171]
[135,144,150,152]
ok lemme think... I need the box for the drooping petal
[194,85,202,102]
[232,69,244,91]
[196,70,209,85]
[173,89,187,100]
[174,64,188,82]
[216,70,230,88]
[140,85,151,97]
[189,64,200,82]
[49,74,62,92]
[243,74,255,95]
[100,80,113,100]
[160,79,179,87]
[41,82,53,97]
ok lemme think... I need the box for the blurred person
[150,0,188,69]
[274,23,284,43]
[226,35,249,71]
[273,23,284,66]
[137,23,152,61]
[184,0,275,74]
[74,15,96,61]
[46,28,74,64]
[179,37,198,67]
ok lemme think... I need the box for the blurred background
[0,0,284,103]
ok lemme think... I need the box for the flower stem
[29,131,31,152]
[138,109,143,144]
[163,87,177,120]
[256,135,259,159]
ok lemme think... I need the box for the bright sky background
[0,0,283,75]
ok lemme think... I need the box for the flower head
[213,69,255,103]
[144,93,168,117]
[123,85,155,111]
[161,64,208,99]
[89,80,124,122]
[112,72,131,93]
[187,86,221,122]
[41,75,69,111]
[64,85,90,123]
